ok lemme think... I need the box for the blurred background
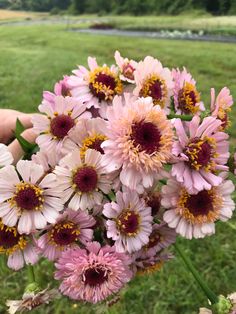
[0,1,236,313]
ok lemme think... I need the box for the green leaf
[15,118,26,136]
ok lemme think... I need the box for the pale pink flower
[0,160,64,234]
[32,150,61,172]
[62,117,108,157]
[68,57,123,114]
[172,67,204,115]
[0,221,39,270]
[102,95,173,190]
[55,242,133,303]
[37,208,95,261]
[54,149,111,211]
[132,249,173,275]
[103,190,153,253]
[133,56,174,112]
[32,96,91,153]
[0,144,13,167]
[43,76,72,106]
[211,87,233,130]
[6,287,59,314]
[162,177,235,239]
[172,116,229,193]
[114,50,137,83]
[144,222,176,255]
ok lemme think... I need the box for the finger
[8,128,37,164]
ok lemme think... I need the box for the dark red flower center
[88,139,105,154]
[73,167,98,193]
[89,73,116,101]
[15,187,42,211]
[146,230,162,249]
[84,267,108,286]
[131,121,161,154]
[51,222,79,246]
[178,89,197,114]
[186,190,214,216]
[185,137,213,170]
[50,114,75,139]
[147,195,161,216]
[61,84,71,97]
[123,64,135,80]
[117,211,140,236]
[0,225,20,249]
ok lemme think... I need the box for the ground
[0,21,236,314]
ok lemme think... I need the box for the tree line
[1,0,236,15]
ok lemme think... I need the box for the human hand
[0,109,38,163]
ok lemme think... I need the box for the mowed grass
[0,24,236,314]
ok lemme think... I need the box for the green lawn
[0,24,236,314]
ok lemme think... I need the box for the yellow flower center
[116,210,140,237]
[80,134,107,159]
[48,221,80,248]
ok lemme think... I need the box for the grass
[0,24,236,314]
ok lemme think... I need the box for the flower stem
[27,264,36,283]
[167,114,193,121]
[174,243,218,305]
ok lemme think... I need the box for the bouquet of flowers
[1,51,235,313]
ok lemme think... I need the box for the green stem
[167,114,193,121]
[27,264,36,283]
[174,243,218,305]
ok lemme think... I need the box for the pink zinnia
[133,56,173,112]
[0,160,64,234]
[43,76,72,106]
[0,221,38,270]
[162,177,235,239]
[0,144,13,167]
[68,57,123,114]
[114,50,137,83]
[144,222,176,255]
[172,116,229,193]
[55,242,133,303]
[37,208,95,261]
[172,67,204,115]
[32,95,91,153]
[54,149,111,211]
[102,95,173,190]
[103,190,153,253]
[211,87,233,130]
[62,117,108,157]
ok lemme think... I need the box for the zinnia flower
[68,57,123,114]
[54,149,111,211]
[37,208,95,261]
[133,56,173,112]
[172,116,229,193]
[144,222,176,255]
[0,220,38,270]
[32,95,91,153]
[43,75,72,106]
[114,50,137,83]
[172,67,204,115]
[62,117,108,157]
[102,95,173,190]
[103,190,153,253]
[0,144,13,167]
[162,177,235,239]
[55,242,133,303]
[6,287,59,314]
[211,87,233,130]
[0,160,64,234]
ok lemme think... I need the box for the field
[0,9,46,21]
[0,22,236,314]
